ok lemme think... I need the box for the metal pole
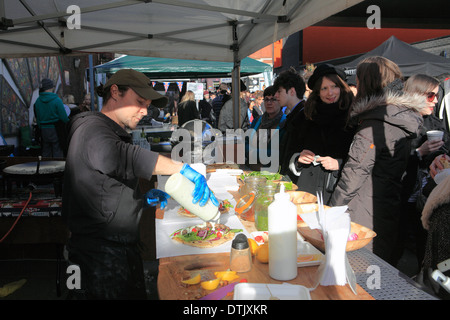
[88,54,95,111]
[0,1,5,18]
[231,21,240,129]
[232,60,240,129]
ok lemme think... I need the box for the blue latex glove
[144,189,170,210]
[180,163,219,207]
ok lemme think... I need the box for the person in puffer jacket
[329,56,425,265]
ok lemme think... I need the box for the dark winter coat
[421,175,450,300]
[279,100,306,180]
[211,94,231,126]
[330,92,424,261]
[293,101,354,204]
[199,99,214,125]
[401,113,449,202]
[177,100,200,127]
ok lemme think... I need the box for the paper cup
[427,130,443,141]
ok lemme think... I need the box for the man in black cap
[34,78,69,157]
[62,69,218,299]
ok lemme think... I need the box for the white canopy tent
[0,0,364,127]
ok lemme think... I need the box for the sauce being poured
[165,172,220,222]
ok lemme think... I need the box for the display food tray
[234,283,311,300]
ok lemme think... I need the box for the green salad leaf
[239,170,282,181]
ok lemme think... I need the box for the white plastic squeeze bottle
[268,184,298,280]
[165,172,220,222]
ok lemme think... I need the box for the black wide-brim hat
[307,64,346,89]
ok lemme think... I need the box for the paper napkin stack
[301,192,356,291]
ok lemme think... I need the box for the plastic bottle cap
[232,233,249,250]
[274,183,290,201]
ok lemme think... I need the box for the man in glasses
[246,86,287,170]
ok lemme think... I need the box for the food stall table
[158,252,374,300]
[156,167,365,300]
[157,217,437,300]
[136,124,178,140]
[156,165,439,300]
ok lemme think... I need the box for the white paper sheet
[300,205,348,230]
[213,169,243,176]
[155,214,251,258]
[161,197,237,223]
[207,172,241,193]
[155,171,247,258]
[299,195,352,288]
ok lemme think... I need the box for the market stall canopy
[338,36,450,77]
[0,0,364,62]
[94,55,272,79]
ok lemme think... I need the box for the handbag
[325,171,339,193]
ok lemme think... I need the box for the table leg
[56,243,62,297]
[53,177,62,198]
[6,177,12,198]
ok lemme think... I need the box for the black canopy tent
[338,36,450,78]
[339,35,450,131]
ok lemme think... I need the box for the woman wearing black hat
[290,64,354,204]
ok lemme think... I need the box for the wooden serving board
[157,252,374,300]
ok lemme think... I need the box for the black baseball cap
[105,69,168,108]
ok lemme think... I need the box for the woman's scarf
[313,101,347,126]
[259,109,284,129]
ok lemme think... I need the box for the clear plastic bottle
[165,172,220,222]
[268,185,298,280]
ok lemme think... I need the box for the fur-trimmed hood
[350,91,425,137]
[422,174,450,230]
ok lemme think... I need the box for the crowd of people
[184,57,450,298]
[31,58,449,299]
[275,58,449,298]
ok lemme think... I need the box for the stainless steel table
[348,248,438,300]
